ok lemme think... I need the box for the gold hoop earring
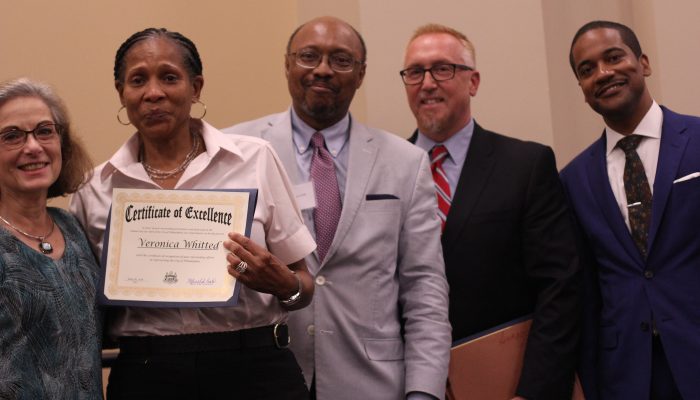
[117,106,131,126]
[191,99,207,120]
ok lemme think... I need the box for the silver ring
[235,261,248,274]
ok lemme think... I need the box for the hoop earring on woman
[117,106,131,126]
[191,99,207,120]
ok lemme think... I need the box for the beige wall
[358,0,555,147]
[2,1,698,207]
[1,1,299,207]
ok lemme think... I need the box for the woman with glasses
[0,78,101,398]
[70,28,315,399]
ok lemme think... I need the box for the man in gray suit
[224,16,450,400]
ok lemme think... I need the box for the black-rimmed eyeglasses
[0,122,62,150]
[399,63,473,85]
[288,49,363,73]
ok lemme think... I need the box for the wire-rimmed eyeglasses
[288,49,363,73]
[399,63,474,85]
[0,122,62,150]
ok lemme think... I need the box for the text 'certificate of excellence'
[99,188,257,308]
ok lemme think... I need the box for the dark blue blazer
[560,107,700,400]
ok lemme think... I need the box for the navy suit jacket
[560,107,700,400]
[411,123,581,399]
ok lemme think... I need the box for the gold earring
[191,99,207,120]
[117,106,131,126]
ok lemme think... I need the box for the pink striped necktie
[310,132,342,262]
[430,144,452,232]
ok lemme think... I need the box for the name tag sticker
[294,181,316,210]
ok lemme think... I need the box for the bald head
[287,16,367,62]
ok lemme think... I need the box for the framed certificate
[98,188,257,307]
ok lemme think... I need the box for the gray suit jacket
[224,110,451,400]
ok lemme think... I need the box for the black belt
[119,324,290,355]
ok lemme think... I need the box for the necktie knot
[617,134,644,154]
[311,132,326,150]
[430,144,449,165]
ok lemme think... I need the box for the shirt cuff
[407,391,438,400]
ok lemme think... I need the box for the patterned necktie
[617,134,652,258]
[310,132,342,262]
[430,145,452,232]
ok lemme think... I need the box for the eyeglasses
[288,49,363,73]
[0,122,62,150]
[399,63,474,85]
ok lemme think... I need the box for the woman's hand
[224,232,314,309]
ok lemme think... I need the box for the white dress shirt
[70,120,315,338]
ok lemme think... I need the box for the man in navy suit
[402,23,581,400]
[561,20,700,399]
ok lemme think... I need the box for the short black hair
[569,20,642,76]
[286,19,367,62]
[114,28,203,82]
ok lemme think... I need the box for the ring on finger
[235,261,248,274]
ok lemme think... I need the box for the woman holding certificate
[0,78,101,398]
[70,28,315,399]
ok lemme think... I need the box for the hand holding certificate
[224,232,309,310]
[99,188,257,307]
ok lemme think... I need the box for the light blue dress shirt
[290,108,351,202]
[414,119,475,195]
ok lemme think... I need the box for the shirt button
[307,324,315,336]
[644,270,654,279]
[640,322,650,332]
[315,276,326,286]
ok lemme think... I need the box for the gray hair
[0,77,92,198]
[0,78,70,129]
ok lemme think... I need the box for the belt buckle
[273,324,291,349]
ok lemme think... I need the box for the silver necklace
[0,213,55,254]
[142,132,201,181]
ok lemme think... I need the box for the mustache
[304,78,339,93]
[594,77,627,97]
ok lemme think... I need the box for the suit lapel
[324,118,378,263]
[586,134,645,265]
[648,107,689,251]
[259,111,322,267]
[442,124,496,253]
[260,112,301,184]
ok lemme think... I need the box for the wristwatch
[279,271,302,306]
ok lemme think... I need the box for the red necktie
[430,145,452,231]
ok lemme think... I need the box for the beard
[417,110,446,136]
[298,89,348,126]
[302,100,339,122]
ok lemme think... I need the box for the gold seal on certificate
[99,188,257,307]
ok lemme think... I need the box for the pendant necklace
[0,213,55,254]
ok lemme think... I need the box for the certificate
[98,188,257,307]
